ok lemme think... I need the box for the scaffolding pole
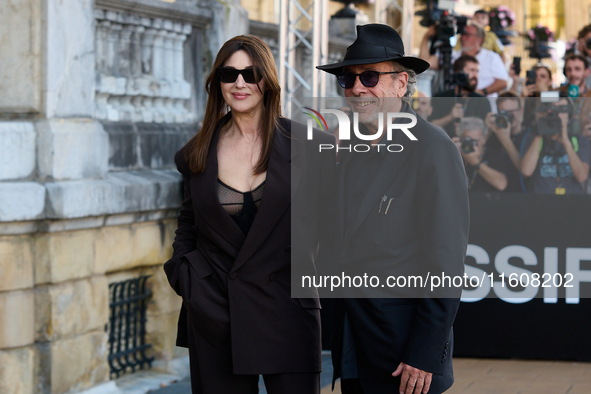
[279,0,328,117]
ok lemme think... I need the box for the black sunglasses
[337,70,402,89]
[217,67,262,84]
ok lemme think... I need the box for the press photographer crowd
[414,4,591,195]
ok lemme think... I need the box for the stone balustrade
[94,9,193,123]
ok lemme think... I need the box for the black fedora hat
[317,24,430,75]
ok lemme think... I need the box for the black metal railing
[107,275,154,378]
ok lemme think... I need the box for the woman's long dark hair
[185,35,282,174]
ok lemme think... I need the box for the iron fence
[107,275,154,378]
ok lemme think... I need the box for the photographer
[524,65,553,96]
[419,24,440,71]
[556,54,591,138]
[452,117,508,191]
[455,10,505,60]
[521,96,591,194]
[418,24,453,95]
[451,22,508,97]
[485,93,525,192]
[558,54,591,97]
[511,65,553,97]
[516,66,554,127]
[568,24,591,88]
[430,55,491,137]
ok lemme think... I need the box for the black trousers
[341,378,364,394]
[187,326,320,394]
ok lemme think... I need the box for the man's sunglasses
[217,67,262,84]
[337,70,402,89]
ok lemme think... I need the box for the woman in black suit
[163,35,335,394]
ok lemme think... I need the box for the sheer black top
[217,179,265,234]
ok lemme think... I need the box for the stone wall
[0,212,182,393]
[0,0,349,392]
[0,0,217,392]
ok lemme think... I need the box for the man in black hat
[317,24,469,394]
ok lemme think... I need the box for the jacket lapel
[231,119,295,272]
[192,116,246,259]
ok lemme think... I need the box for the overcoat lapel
[232,120,297,272]
[192,116,246,262]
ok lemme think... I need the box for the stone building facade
[0,0,350,393]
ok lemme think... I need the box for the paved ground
[146,357,591,394]
[446,358,591,394]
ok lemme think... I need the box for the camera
[452,72,470,89]
[436,11,459,42]
[461,137,478,154]
[526,39,552,60]
[586,37,591,50]
[495,110,515,129]
[537,107,563,135]
[417,0,467,51]
[416,0,467,91]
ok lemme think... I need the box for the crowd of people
[416,10,591,195]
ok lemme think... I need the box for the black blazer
[164,115,336,374]
[331,105,470,393]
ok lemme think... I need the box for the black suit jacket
[164,115,336,375]
[332,105,470,393]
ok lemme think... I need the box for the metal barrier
[107,275,154,378]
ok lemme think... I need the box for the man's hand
[462,146,481,166]
[424,25,437,40]
[393,362,433,394]
[509,64,519,84]
[559,115,570,146]
[451,103,464,119]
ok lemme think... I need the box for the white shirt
[452,48,509,98]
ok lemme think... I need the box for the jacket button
[229,272,238,280]
[269,273,276,281]
[285,245,292,253]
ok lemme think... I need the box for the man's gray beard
[357,110,380,126]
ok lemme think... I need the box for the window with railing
[106,275,154,378]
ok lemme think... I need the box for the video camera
[416,0,467,91]
[417,0,467,54]
[527,36,552,60]
[452,72,470,89]
[537,104,564,136]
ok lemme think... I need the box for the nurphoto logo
[303,107,418,153]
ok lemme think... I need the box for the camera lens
[495,115,508,129]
